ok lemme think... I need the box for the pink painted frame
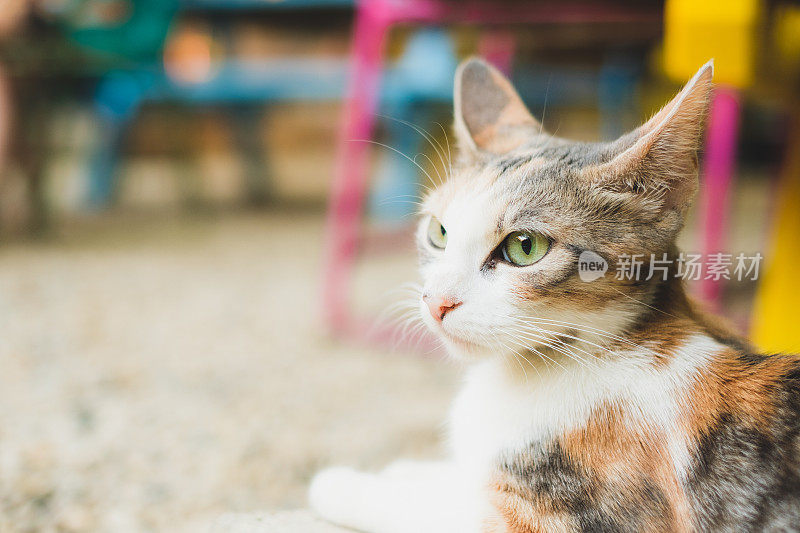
[697,86,741,310]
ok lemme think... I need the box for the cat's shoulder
[686,346,800,444]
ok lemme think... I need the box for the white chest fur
[447,359,599,481]
[446,334,722,483]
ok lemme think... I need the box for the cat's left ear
[454,57,545,155]
[584,60,714,217]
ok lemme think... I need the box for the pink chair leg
[698,86,741,309]
[322,4,390,334]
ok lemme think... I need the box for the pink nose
[422,294,462,323]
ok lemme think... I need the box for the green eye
[502,231,549,266]
[427,217,447,249]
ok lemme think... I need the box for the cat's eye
[427,217,447,249]
[502,231,549,266]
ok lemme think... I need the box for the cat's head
[417,58,713,361]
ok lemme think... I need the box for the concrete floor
[0,211,455,532]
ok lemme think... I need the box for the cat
[308,57,800,532]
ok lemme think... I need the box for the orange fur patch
[490,403,693,532]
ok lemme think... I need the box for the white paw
[308,466,374,528]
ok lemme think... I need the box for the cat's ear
[584,60,714,217]
[454,57,544,155]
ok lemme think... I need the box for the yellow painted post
[663,0,760,87]
[749,7,800,352]
[751,113,800,353]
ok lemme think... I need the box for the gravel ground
[0,211,455,532]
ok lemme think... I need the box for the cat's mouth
[436,327,486,352]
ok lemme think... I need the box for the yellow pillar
[752,112,800,352]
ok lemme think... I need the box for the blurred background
[0,0,798,530]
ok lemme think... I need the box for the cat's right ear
[454,57,544,156]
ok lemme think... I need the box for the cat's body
[484,297,800,532]
[309,58,800,532]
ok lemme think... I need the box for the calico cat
[309,58,800,532]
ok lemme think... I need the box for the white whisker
[377,113,451,185]
[348,139,439,187]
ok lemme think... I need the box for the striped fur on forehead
[431,138,685,265]
[434,59,714,265]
